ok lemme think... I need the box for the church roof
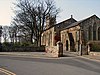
[56,17,77,26]
[44,16,77,31]
[62,15,100,30]
[44,15,100,32]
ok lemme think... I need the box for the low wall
[45,41,63,57]
[0,46,45,52]
[45,46,59,57]
[89,52,100,56]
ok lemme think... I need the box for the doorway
[66,40,68,51]
[68,33,75,52]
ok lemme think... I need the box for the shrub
[2,42,11,47]
[90,42,100,52]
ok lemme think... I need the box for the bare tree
[8,25,19,43]
[2,26,10,42]
[12,0,60,46]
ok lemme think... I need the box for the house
[41,15,100,56]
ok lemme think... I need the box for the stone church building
[41,15,100,55]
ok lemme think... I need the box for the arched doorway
[66,40,68,51]
[98,27,100,40]
[68,33,75,52]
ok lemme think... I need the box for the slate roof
[44,17,77,31]
[62,15,100,30]
[56,17,77,26]
[64,20,84,29]
[44,15,100,31]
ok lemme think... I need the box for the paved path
[0,52,100,60]
[0,52,47,58]
[0,52,100,75]
[83,55,100,61]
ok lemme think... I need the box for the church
[41,15,100,55]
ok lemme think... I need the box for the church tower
[46,14,56,29]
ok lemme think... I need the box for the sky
[54,0,100,23]
[0,0,100,26]
[0,0,14,26]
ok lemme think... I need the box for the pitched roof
[44,15,100,32]
[44,17,77,31]
[56,17,77,26]
[64,20,83,29]
[62,15,100,30]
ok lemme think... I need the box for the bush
[90,42,100,52]
[2,42,12,47]
[1,42,45,52]
[2,42,34,47]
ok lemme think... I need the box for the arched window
[93,22,97,40]
[98,27,100,40]
[88,26,92,40]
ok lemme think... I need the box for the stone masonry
[41,15,100,57]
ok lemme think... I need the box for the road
[0,55,100,75]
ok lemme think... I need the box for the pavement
[0,52,47,58]
[1,54,100,75]
[0,52,100,61]
[0,52,100,75]
[83,55,100,60]
[65,52,100,61]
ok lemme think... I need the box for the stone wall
[81,15,100,42]
[45,46,58,57]
[61,26,80,52]
[89,52,100,56]
[41,27,55,46]
[45,41,63,57]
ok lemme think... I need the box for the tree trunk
[39,34,41,47]
[30,33,33,44]
[37,34,41,47]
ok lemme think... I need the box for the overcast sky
[0,0,100,26]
